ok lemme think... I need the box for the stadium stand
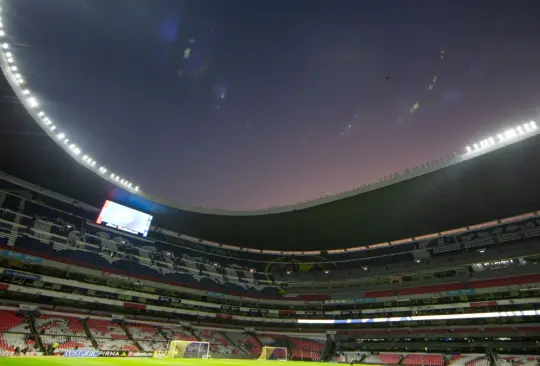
[0,118,539,360]
[195,329,240,355]
[34,314,87,337]
[85,319,128,339]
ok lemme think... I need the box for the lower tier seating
[95,338,139,351]
[40,335,95,353]
[35,314,86,337]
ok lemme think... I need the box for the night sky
[6,0,540,210]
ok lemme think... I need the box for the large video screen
[96,200,153,237]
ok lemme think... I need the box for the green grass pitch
[2,357,313,366]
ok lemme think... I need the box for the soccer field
[2,358,314,366]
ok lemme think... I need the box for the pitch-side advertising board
[64,350,154,358]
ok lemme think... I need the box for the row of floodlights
[0,7,140,193]
[465,121,537,153]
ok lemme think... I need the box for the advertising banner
[64,350,100,358]
[4,269,41,281]
[0,250,42,263]
[98,350,154,357]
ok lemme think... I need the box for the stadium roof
[2,72,540,252]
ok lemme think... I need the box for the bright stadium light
[27,96,39,108]
[0,3,141,194]
[465,122,539,154]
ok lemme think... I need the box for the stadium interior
[1,119,540,363]
[1,2,540,365]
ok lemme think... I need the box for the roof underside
[2,76,540,251]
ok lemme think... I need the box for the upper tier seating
[35,314,86,337]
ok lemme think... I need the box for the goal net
[166,340,210,359]
[258,346,288,361]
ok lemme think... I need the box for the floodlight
[27,96,38,108]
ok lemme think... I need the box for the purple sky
[8,0,540,210]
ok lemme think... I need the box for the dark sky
[6,0,540,210]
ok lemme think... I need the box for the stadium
[1,1,540,366]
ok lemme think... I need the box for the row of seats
[0,310,31,333]
[35,314,86,337]
[126,324,165,341]
[86,319,128,339]
[0,333,38,353]
[41,335,94,353]
[497,355,540,366]
[224,332,261,356]
[160,327,197,341]
[95,339,139,351]
[195,329,240,355]
[138,341,167,352]
[350,353,485,366]
[404,354,444,366]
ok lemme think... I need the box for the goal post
[258,346,288,361]
[165,340,210,359]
